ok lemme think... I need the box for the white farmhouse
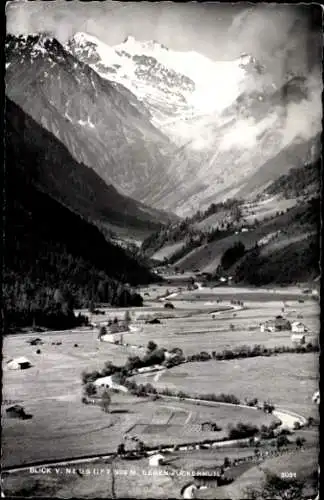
[291,321,308,333]
[93,376,128,393]
[260,322,276,333]
[149,453,165,467]
[164,350,181,361]
[260,316,291,333]
[7,357,32,370]
[137,365,164,374]
[100,333,123,344]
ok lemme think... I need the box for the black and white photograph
[2,1,321,498]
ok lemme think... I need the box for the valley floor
[2,282,319,498]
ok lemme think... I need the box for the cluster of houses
[260,315,309,344]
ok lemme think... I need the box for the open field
[123,317,318,356]
[124,399,277,446]
[121,296,319,355]
[2,328,134,370]
[2,324,277,468]
[2,330,140,466]
[2,371,275,468]
[172,285,318,302]
[136,353,319,418]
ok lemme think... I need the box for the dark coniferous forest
[3,100,160,332]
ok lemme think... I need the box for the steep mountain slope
[235,135,321,200]
[141,198,243,260]
[233,199,320,285]
[67,33,322,215]
[5,98,175,239]
[167,198,319,281]
[5,34,189,209]
[4,117,163,328]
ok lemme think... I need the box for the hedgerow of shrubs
[186,342,318,363]
[122,380,242,404]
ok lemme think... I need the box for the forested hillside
[232,197,320,285]
[234,232,319,285]
[141,199,242,257]
[3,117,161,331]
[264,159,321,199]
[156,195,320,286]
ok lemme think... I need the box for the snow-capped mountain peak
[72,31,97,48]
[121,35,169,53]
[66,32,265,137]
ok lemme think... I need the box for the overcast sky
[6,1,322,78]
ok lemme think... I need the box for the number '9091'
[281,472,297,478]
